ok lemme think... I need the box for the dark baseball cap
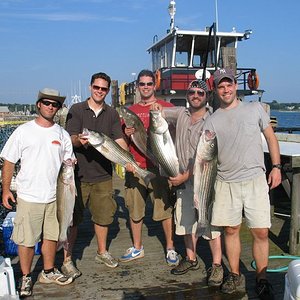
[213,68,236,86]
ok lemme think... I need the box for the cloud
[0,12,135,23]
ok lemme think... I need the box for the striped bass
[118,106,157,165]
[83,128,155,185]
[193,130,217,228]
[149,110,179,177]
[56,159,76,250]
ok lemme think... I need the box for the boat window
[175,51,188,67]
[170,98,187,107]
[175,35,193,67]
[166,39,173,67]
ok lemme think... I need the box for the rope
[251,255,300,272]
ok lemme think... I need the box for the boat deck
[5,173,290,299]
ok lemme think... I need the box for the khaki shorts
[211,174,271,228]
[12,197,59,247]
[73,179,117,226]
[124,169,173,222]
[175,180,221,240]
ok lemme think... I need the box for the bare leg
[41,239,57,270]
[209,235,222,265]
[224,225,241,274]
[130,218,143,249]
[184,234,198,261]
[63,226,78,262]
[162,217,174,250]
[94,224,108,253]
[250,228,269,281]
[18,245,35,275]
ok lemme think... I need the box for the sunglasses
[138,82,154,87]
[187,90,205,97]
[40,100,61,108]
[92,85,109,92]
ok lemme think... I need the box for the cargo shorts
[12,197,59,246]
[211,174,271,228]
[124,169,173,222]
[73,179,117,226]
[174,180,221,239]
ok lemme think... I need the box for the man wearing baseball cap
[203,68,281,298]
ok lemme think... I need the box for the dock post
[289,170,300,255]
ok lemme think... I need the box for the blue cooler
[2,212,41,256]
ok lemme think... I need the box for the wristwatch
[272,164,282,169]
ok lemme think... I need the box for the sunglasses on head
[92,85,109,92]
[138,82,154,87]
[40,100,61,108]
[187,90,205,97]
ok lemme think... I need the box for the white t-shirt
[1,120,74,203]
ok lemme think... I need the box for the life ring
[155,70,161,90]
[247,71,259,90]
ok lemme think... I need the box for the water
[271,110,300,133]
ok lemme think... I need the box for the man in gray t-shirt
[152,79,223,286]
[203,68,281,298]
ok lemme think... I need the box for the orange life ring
[155,70,161,90]
[247,71,259,90]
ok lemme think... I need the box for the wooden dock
[5,173,290,299]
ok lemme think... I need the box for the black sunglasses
[138,82,154,87]
[187,90,205,97]
[92,85,109,92]
[40,100,61,108]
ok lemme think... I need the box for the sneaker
[38,268,73,286]
[95,251,119,268]
[207,264,224,287]
[221,272,245,294]
[18,275,33,297]
[166,249,179,266]
[255,278,274,300]
[61,260,82,279]
[171,257,200,275]
[120,246,144,262]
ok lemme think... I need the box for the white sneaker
[166,249,179,266]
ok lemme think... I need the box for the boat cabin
[117,1,263,108]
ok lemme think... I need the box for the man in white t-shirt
[1,88,74,297]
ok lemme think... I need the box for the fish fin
[56,240,68,252]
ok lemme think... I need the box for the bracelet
[272,164,282,169]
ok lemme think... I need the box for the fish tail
[143,171,156,186]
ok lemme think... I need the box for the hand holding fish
[78,132,89,146]
[125,162,137,174]
[151,102,163,111]
[169,171,189,187]
[124,127,135,137]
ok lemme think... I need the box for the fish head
[197,130,217,160]
[120,107,139,128]
[149,110,168,134]
[82,128,104,147]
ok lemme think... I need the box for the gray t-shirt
[203,101,270,182]
[164,106,211,173]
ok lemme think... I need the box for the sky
[0,0,299,105]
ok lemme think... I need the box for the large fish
[118,106,157,165]
[83,128,155,185]
[193,130,217,228]
[56,159,76,250]
[148,110,179,177]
